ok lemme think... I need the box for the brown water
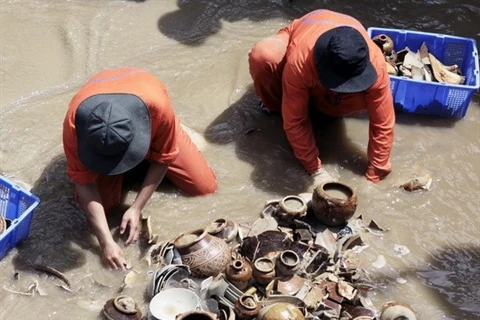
[0,0,479,319]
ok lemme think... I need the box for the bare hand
[120,207,141,245]
[102,241,126,270]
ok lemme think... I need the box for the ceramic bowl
[149,288,200,320]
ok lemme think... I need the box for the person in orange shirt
[249,9,395,185]
[63,68,217,270]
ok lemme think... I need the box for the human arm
[121,162,169,244]
[364,66,395,182]
[75,182,126,270]
[281,64,323,175]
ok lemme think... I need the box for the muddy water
[0,0,479,319]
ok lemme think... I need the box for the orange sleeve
[62,109,98,184]
[145,91,179,165]
[281,63,322,174]
[364,64,395,182]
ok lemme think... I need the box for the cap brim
[314,28,378,93]
[75,93,151,175]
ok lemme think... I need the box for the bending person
[63,68,217,270]
[248,9,395,186]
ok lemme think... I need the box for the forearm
[131,162,168,211]
[76,183,113,247]
[282,77,321,174]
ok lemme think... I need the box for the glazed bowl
[311,181,358,227]
[149,288,200,320]
[258,302,304,320]
[276,195,308,222]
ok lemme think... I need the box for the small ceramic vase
[176,311,219,320]
[276,250,300,278]
[233,295,260,320]
[102,296,142,320]
[206,218,239,243]
[252,257,276,285]
[372,34,394,55]
[225,258,253,291]
[276,195,308,223]
[312,181,358,227]
[173,229,230,278]
[257,303,304,320]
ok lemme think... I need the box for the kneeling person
[63,68,217,270]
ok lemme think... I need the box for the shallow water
[0,0,479,319]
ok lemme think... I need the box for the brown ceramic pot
[173,229,230,278]
[276,195,308,223]
[257,303,304,320]
[372,34,394,55]
[206,218,239,243]
[234,295,260,320]
[276,250,300,278]
[102,296,142,320]
[312,182,358,227]
[225,258,253,291]
[176,311,219,320]
[252,257,276,285]
[380,302,417,320]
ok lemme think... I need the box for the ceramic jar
[380,302,417,320]
[233,295,260,320]
[206,218,239,243]
[257,303,304,320]
[173,229,230,278]
[276,195,308,223]
[102,296,142,320]
[372,34,394,55]
[252,257,276,285]
[276,250,300,278]
[176,311,219,320]
[312,181,358,227]
[225,258,253,291]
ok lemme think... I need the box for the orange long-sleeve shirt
[63,68,180,185]
[278,10,395,182]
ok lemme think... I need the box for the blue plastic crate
[0,175,40,261]
[368,27,480,118]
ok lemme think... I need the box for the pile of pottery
[102,181,417,320]
[372,34,465,85]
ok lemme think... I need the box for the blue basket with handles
[368,27,480,118]
[0,175,40,261]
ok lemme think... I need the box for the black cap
[314,26,378,93]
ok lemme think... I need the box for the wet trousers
[80,126,217,214]
[248,33,289,113]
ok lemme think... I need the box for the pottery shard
[318,280,343,304]
[240,230,308,262]
[429,53,465,84]
[337,279,356,300]
[296,228,313,242]
[403,51,424,70]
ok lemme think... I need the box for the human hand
[120,207,141,245]
[310,168,335,188]
[101,241,126,270]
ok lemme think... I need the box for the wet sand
[0,0,479,319]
